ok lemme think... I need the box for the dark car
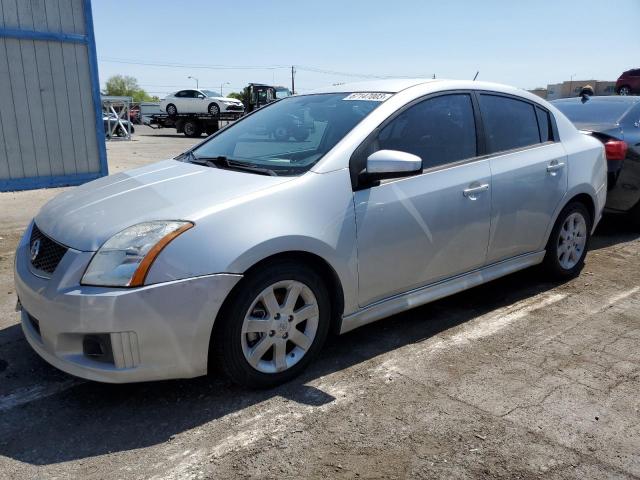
[616,68,640,96]
[553,96,640,224]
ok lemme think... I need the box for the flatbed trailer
[145,112,244,137]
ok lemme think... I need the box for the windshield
[190,93,386,175]
[553,99,633,124]
[275,88,292,99]
[202,90,221,98]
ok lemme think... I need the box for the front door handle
[463,183,489,200]
[546,160,566,174]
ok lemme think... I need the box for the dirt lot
[0,126,639,479]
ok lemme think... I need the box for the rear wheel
[183,120,201,137]
[273,125,289,141]
[166,103,177,116]
[213,261,330,389]
[618,85,632,96]
[543,202,591,279]
[628,199,640,230]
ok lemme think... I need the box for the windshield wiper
[188,154,278,177]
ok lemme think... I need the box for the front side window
[374,94,477,170]
[479,94,541,153]
[190,93,384,175]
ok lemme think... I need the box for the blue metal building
[0,0,107,191]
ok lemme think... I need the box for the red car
[616,68,640,95]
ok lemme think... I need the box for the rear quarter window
[535,107,553,143]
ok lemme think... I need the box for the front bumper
[14,224,241,383]
[220,104,245,113]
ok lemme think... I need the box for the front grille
[225,104,244,111]
[29,224,68,274]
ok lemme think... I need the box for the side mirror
[364,150,422,183]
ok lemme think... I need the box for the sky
[92,0,640,97]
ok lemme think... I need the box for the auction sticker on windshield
[343,92,392,101]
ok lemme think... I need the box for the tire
[628,199,640,230]
[166,103,177,116]
[183,120,201,137]
[273,125,289,141]
[618,85,631,96]
[208,103,220,116]
[292,127,309,141]
[543,202,592,279]
[213,261,330,389]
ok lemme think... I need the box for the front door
[353,93,492,307]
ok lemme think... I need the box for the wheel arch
[543,188,597,249]
[208,249,347,367]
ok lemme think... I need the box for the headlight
[81,221,193,287]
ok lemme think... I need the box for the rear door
[478,93,568,263]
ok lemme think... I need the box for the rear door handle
[546,161,565,174]
[463,183,489,199]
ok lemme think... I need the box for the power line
[99,57,433,80]
[296,65,433,80]
[100,57,289,70]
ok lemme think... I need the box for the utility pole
[291,65,296,95]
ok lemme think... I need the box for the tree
[227,86,250,108]
[103,75,157,102]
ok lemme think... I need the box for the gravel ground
[0,126,639,479]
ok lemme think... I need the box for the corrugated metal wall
[0,0,107,191]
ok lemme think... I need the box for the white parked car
[159,89,245,116]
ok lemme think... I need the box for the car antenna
[473,71,480,81]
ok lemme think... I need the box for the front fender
[144,169,360,315]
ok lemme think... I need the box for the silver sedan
[15,79,607,388]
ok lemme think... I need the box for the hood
[212,96,243,103]
[35,160,293,251]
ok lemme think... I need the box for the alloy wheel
[557,212,587,270]
[241,280,319,374]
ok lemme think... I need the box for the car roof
[552,96,640,105]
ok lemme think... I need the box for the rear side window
[479,94,540,153]
[376,94,477,170]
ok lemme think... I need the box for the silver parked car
[15,80,607,388]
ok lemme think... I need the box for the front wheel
[208,103,220,116]
[543,202,591,279]
[213,261,330,388]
